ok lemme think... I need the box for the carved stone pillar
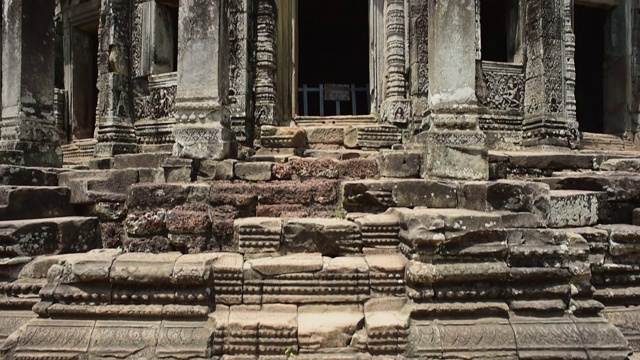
[254,0,279,132]
[422,0,488,181]
[381,0,411,124]
[173,0,236,160]
[522,0,579,148]
[94,0,138,157]
[0,0,62,167]
[409,0,429,126]
[229,0,256,144]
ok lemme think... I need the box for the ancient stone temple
[1,0,640,358]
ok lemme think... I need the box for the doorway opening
[574,5,606,133]
[481,0,521,63]
[297,0,370,117]
[71,18,99,140]
[155,1,179,74]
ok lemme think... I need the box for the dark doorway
[481,0,520,62]
[71,19,99,140]
[574,5,606,133]
[297,0,369,116]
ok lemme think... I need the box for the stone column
[173,0,236,160]
[0,0,62,167]
[254,0,279,130]
[94,0,138,157]
[422,0,488,181]
[229,0,256,144]
[381,0,411,124]
[521,0,579,148]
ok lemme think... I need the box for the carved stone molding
[229,0,255,144]
[381,0,411,124]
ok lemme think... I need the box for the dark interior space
[72,20,99,140]
[298,0,369,116]
[481,0,519,62]
[171,6,179,72]
[574,5,606,133]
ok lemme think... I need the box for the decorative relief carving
[253,0,279,127]
[151,85,177,120]
[480,62,525,113]
[382,0,411,124]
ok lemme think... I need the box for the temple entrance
[297,0,370,117]
[69,17,99,140]
[574,4,606,134]
[480,0,521,63]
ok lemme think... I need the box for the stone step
[59,168,164,204]
[111,152,172,170]
[0,165,59,187]
[0,186,73,221]
[0,216,101,258]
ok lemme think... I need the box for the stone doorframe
[268,0,411,126]
[62,0,101,143]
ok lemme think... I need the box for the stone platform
[1,150,640,358]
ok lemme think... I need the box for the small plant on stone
[334,207,347,220]
[284,347,296,358]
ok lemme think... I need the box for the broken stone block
[548,190,605,228]
[344,126,402,149]
[162,157,194,183]
[172,253,223,285]
[234,217,281,254]
[506,229,590,267]
[377,150,422,178]
[55,249,121,284]
[298,304,364,352]
[197,159,236,181]
[596,224,640,258]
[282,218,362,255]
[260,126,307,148]
[392,208,503,260]
[246,253,324,276]
[234,162,274,181]
[59,169,141,204]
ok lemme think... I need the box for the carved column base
[173,123,237,160]
[523,115,580,149]
[0,116,62,167]
[381,98,412,125]
[422,114,488,181]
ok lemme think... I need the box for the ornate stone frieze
[229,0,255,144]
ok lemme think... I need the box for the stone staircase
[2,150,640,358]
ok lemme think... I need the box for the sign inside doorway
[324,84,351,102]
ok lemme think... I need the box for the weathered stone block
[0,217,100,257]
[234,217,281,253]
[245,253,324,276]
[305,126,345,145]
[298,304,364,351]
[59,169,140,204]
[282,218,362,255]
[344,126,402,149]
[127,184,192,210]
[166,209,210,234]
[548,190,604,228]
[599,158,640,172]
[110,252,181,284]
[0,186,72,220]
[112,153,171,169]
[234,162,273,181]
[162,157,194,182]
[337,159,379,179]
[261,126,307,148]
[0,165,58,186]
[123,210,167,236]
[197,159,235,181]
[377,150,422,178]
